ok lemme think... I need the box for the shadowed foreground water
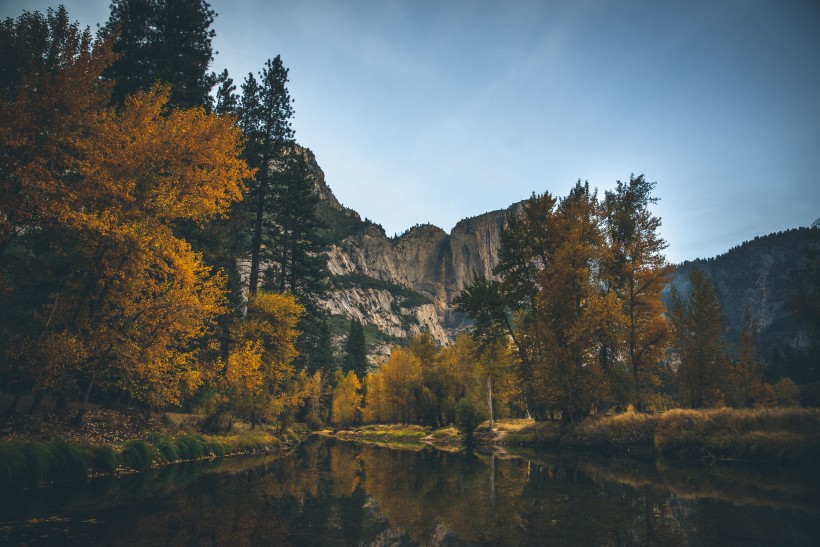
[1,438,818,546]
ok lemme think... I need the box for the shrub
[455,399,488,441]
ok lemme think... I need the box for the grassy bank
[0,427,306,489]
[498,408,820,465]
[330,424,465,450]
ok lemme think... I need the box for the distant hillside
[666,227,820,388]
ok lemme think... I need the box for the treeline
[333,179,809,432]
[0,3,332,431]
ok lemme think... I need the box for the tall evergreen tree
[239,56,295,296]
[239,57,330,372]
[668,268,729,408]
[213,68,238,115]
[101,0,216,109]
[344,319,368,379]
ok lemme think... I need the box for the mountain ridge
[300,146,818,376]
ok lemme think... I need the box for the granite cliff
[298,145,519,355]
[302,147,818,375]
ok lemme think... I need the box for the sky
[2,0,819,263]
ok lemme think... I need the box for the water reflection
[1,439,818,545]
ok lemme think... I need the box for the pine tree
[344,319,368,379]
[239,57,295,296]
[213,68,238,115]
[101,0,216,109]
[668,268,729,408]
[238,57,330,372]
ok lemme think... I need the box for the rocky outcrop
[321,204,520,349]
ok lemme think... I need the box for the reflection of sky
[4,0,819,262]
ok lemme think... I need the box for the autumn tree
[474,336,521,425]
[332,370,363,428]
[457,184,616,422]
[603,175,673,409]
[0,7,115,260]
[363,348,422,424]
[420,335,479,427]
[227,292,303,428]
[300,370,328,429]
[455,175,675,419]
[0,8,251,420]
[725,310,768,407]
[668,268,729,408]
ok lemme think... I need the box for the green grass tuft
[89,445,118,473]
[121,440,157,470]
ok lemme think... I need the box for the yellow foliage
[226,292,303,428]
[225,341,265,393]
[332,370,363,428]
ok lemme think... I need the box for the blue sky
[2,0,819,263]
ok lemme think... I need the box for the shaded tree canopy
[101,0,217,109]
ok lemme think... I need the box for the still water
[1,438,818,546]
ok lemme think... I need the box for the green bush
[455,399,488,441]
[49,440,87,481]
[0,441,89,487]
[177,435,208,459]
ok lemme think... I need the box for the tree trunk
[72,370,98,427]
[249,182,266,296]
[486,376,494,429]
[28,389,44,413]
[2,391,22,417]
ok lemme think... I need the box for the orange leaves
[73,85,250,235]
[226,341,265,394]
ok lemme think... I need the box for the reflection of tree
[329,443,361,497]
[5,440,818,545]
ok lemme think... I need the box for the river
[1,438,818,545]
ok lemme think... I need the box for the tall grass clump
[121,439,157,470]
[89,445,118,473]
[0,443,31,487]
[568,411,657,454]
[655,408,820,464]
[0,441,89,487]
[149,434,181,462]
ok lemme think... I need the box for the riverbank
[319,424,464,450]
[329,407,820,465]
[0,405,308,489]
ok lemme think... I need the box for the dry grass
[654,407,820,463]
[566,411,657,455]
[474,408,820,464]
[496,419,562,446]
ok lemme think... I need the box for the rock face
[323,207,519,348]
[666,227,820,357]
[303,148,818,376]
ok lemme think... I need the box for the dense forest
[0,2,816,441]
